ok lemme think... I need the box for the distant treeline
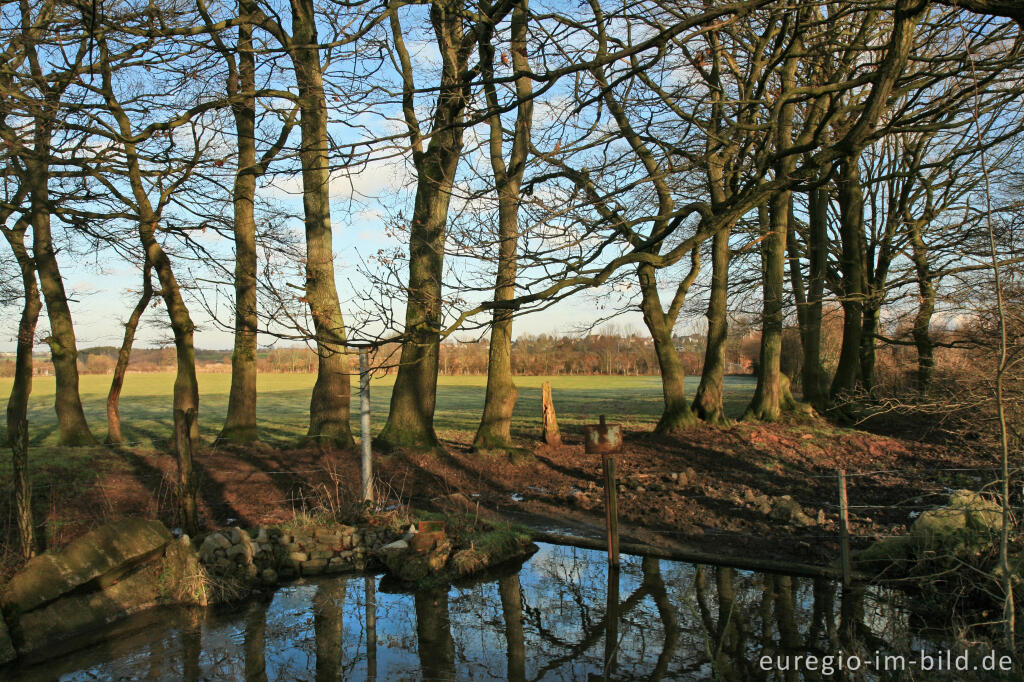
[1,332,759,377]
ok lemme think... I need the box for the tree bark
[173,407,199,535]
[106,260,153,445]
[28,140,94,446]
[908,219,936,392]
[4,216,41,558]
[860,302,881,394]
[221,3,260,444]
[379,2,476,451]
[474,2,531,451]
[694,226,731,425]
[744,198,788,422]
[290,0,354,449]
[640,263,697,433]
[830,155,867,399]
[798,186,829,410]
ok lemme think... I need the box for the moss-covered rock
[0,616,15,665]
[1,518,171,618]
[855,490,1004,573]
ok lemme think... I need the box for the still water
[8,543,940,681]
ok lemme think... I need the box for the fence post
[838,469,851,588]
[360,348,373,504]
[603,456,620,568]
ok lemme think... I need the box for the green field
[0,373,757,448]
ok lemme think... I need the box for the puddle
[4,543,962,680]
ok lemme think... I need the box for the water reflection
[6,543,928,681]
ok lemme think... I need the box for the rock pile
[197,524,396,584]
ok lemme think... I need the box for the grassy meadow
[0,372,757,449]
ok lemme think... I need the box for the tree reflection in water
[12,543,923,680]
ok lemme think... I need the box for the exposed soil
[1,415,998,581]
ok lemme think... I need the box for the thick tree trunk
[106,261,153,444]
[744,199,788,422]
[694,226,731,425]
[639,263,696,433]
[798,187,829,410]
[28,152,94,446]
[5,219,41,558]
[221,10,260,445]
[860,303,880,394]
[379,2,472,451]
[745,43,797,421]
[473,2,531,452]
[830,156,867,399]
[291,0,354,449]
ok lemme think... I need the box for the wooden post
[838,469,851,587]
[541,381,561,446]
[360,348,373,503]
[604,562,620,680]
[603,456,620,567]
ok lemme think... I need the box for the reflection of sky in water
[10,543,929,681]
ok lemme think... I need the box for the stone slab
[2,519,171,616]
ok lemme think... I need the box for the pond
[3,543,973,680]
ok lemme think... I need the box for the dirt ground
[2,413,999,581]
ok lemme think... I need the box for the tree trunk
[744,199,788,422]
[744,41,797,421]
[639,263,696,433]
[694,226,731,425]
[28,149,94,446]
[173,407,199,536]
[106,261,153,444]
[860,302,880,394]
[95,28,201,526]
[909,220,936,392]
[290,0,354,449]
[798,186,829,410]
[5,218,41,558]
[220,8,260,445]
[473,1,531,452]
[379,1,472,451]
[830,155,867,399]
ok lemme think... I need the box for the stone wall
[0,519,399,668]
[197,523,397,585]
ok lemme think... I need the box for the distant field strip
[0,373,757,448]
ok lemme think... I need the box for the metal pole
[360,348,373,504]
